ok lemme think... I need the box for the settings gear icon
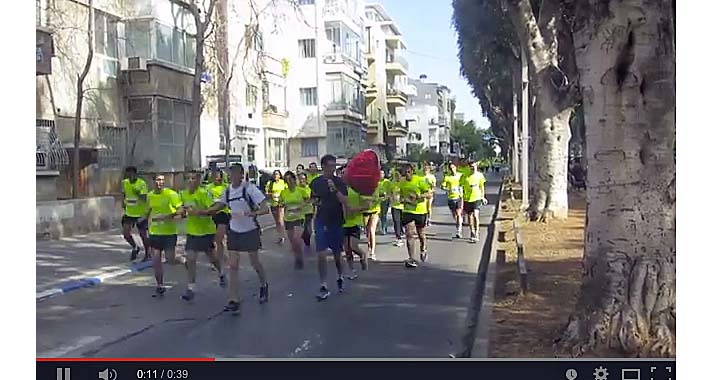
[593,366,609,380]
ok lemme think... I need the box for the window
[246,84,258,108]
[98,125,126,169]
[300,87,317,106]
[301,138,318,157]
[247,144,256,162]
[126,20,151,58]
[95,10,119,59]
[325,25,341,48]
[266,137,286,167]
[154,21,196,69]
[298,39,315,58]
[155,98,190,171]
[298,0,315,5]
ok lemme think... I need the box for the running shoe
[470,235,478,244]
[453,232,462,239]
[151,286,166,298]
[277,237,285,245]
[316,286,330,301]
[347,270,358,280]
[337,277,345,293]
[181,289,195,302]
[130,247,140,261]
[219,274,226,288]
[404,258,418,268]
[420,250,428,262]
[259,283,269,304]
[393,239,405,247]
[224,300,241,315]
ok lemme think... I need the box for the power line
[403,49,456,63]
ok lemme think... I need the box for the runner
[399,164,432,267]
[390,170,406,247]
[441,162,465,239]
[179,171,224,301]
[423,164,438,227]
[121,166,151,262]
[266,170,287,245]
[296,164,305,176]
[279,171,310,270]
[307,162,320,185]
[342,186,370,280]
[297,173,314,251]
[310,154,348,300]
[377,170,391,236]
[204,164,270,315]
[146,174,185,297]
[460,161,487,243]
[205,170,229,287]
[362,182,381,261]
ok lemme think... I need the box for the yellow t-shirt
[400,177,431,215]
[205,182,230,214]
[461,172,486,202]
[122,178,149,217]
[441,173,463,200]
[148,188,182,235]
[343,187,366,228]
[390,180,403,210]
[363,188,381,214]
[180,188,217,236]
[280,186,310,222]
[424,173,437,189]
[267,179,287,206]
[299,185,314,215]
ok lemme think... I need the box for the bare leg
[138,228,151,259]
[122,223,137,248]
[214,224,227,265]
[317,250,328,284]
[289,226,305,268]
[151,247,164,286]
[405,222,417,261]
[185,250,198,288]
[227,251,240,303]
[248,251,267,286]
[272,207,285,243]
[367,214,379,258]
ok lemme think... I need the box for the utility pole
[511,69,519,182]
[520,45,529,209]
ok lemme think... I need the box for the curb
[36,261,153,301]
[457,175,504,358]
[36,223,278,302]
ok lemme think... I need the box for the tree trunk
[505,0,576,221]
[556,0,676,357]
[73,0,94,198]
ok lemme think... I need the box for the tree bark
[556,0,676,357]
[72,0,94,198]
[505,0,576,221]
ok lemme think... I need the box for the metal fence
[36,119,69,171]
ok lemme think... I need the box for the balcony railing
[386,87,407,99]
[323,0,364,30]
[386,53,409,71]
[36,119,69,171]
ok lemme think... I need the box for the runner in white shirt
[203,164,270,315]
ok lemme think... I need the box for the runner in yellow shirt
[423,164,438,227]
[362,181,381,262]
[146,174,184,298]
[205,170,229,287]
[399,164,432,266]
[377,170,392,236]
[279,171,311,270]
[390,170,405,247]
[121,166,151,262]
[460,161,488,243]
[179,171,224,301]
[340,186,370,279]
[297,173,315,251]
[266,171,287,245]
[306,162,321,185]
[442,162,465,238]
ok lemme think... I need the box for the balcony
[325,101,365,121]
[386,88,407,107]
[323,51,363,75]
[385,34,406,50]
[365,83,378,100]
[262,105,289,132]
[386,117,408,137]
[386,52,408,76]
[323,0,364,30]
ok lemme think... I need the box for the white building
[404,75,454,158]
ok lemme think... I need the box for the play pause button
[56,368,70,380]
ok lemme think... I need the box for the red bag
[344,149,381,196]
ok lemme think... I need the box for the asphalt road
[36,174,502,358]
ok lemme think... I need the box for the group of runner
[119,154,486,314]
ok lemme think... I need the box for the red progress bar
[37,358,215,362]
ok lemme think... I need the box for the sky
[377,0,490,129]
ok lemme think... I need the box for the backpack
[225,183,262,233]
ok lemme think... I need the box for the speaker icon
[98,368,118,380]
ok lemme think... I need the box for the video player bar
[38,359,675,380]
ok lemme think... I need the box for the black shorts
[212,212,230,226]
[185,234,215,252]
[402,212,427,229]
[148,234,177,251]
[122,215,148,231]
[285,219,305,231]
[227,228,262,252]
[343,226,361,239]
[464,200,484,214]
[362,211,378,217]
[447,198,463,211]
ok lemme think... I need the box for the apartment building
[403,75,454,158]
[363,3,412,160]
[36,0,201,199]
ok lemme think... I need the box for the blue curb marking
[37,261,154,301]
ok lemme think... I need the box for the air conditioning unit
[121,57,148,71]
[323,54,337,64]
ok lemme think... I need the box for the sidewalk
[37,174,503,358]
[36,214,276,298]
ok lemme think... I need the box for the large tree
[503,0,580,221]
[556,0,676,357]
